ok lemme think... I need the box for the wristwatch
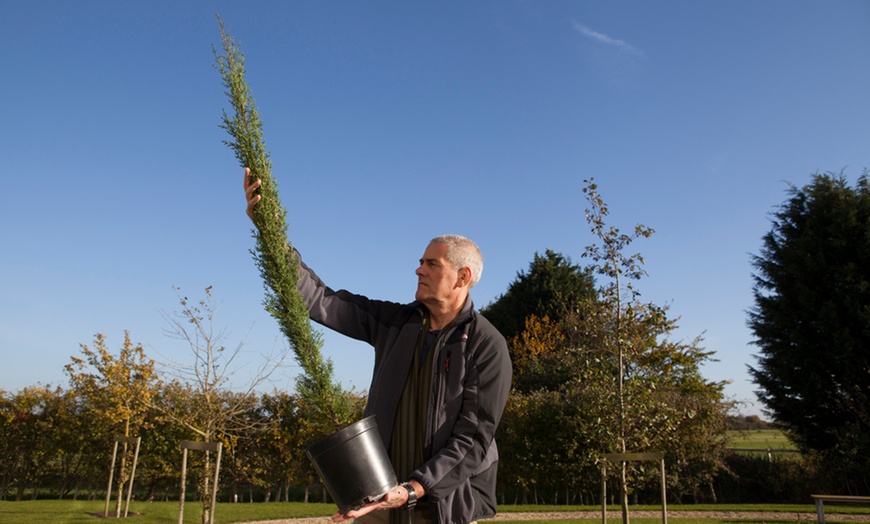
[401,482,417,511]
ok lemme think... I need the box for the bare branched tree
[158,285,286,524]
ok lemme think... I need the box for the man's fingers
[244,171,260,194]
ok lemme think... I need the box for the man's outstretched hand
[243,167,261,222]
[331,482,422,522]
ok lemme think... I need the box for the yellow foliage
[509,314,564,375]
[64,331,159,437]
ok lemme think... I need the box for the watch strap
[401,482,417,511]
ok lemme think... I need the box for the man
[244,169,512,524]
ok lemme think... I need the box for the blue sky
[2,1,869,416]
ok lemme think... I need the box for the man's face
[415,242,461,306]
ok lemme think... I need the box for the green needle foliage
[214,16,352,432]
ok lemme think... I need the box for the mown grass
[1,501,868,524]
[726,429,797,450]
[0,499,334,524]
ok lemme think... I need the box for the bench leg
[816,500,826,524]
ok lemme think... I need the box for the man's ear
[457,267,472,288]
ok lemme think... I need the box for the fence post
[104,436,142,518]
[601,460,607,524]
[601,452,667,524]
[104,441,119,517]
[178,440,224,524]
[124,437,141,517]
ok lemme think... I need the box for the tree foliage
[65,332,159,439]
[64,331,160,514]
[214,16,351,432]
[748,171,870,478]
[492,179,729,506]
[482,250,595,341]
[582,178,654,520]
[0,386,64,500]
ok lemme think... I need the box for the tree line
[0,375,362,505]
[0,180,734,509]
[0,316,726,507]
[3,172,867,508]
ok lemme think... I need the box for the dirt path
[232,510,870,524]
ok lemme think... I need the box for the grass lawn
[1,501,869,524]
[726,429,797,450]
[0,499,335,524]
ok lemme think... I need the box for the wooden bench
[810,494,870,524]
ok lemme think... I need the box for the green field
[726,428,797,450]
[0,499,335,524]
[1,501,869,524]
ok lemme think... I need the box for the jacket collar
[410,294,475,328]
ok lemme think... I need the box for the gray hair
[430,234,483,289]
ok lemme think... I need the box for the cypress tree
[214,16,352,432]
[749,171,870,467]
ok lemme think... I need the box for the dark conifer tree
[749,171,870,471]
[481,250,596,341]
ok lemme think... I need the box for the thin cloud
[572,21,642,56]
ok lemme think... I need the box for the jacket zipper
[425,327,453,454]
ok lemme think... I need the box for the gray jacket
[294,249,512,524]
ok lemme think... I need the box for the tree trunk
[708,481,718,504]
[619,462,629,524]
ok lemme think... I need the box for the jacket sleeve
[410,322,512,503]
[292,247,383,344]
